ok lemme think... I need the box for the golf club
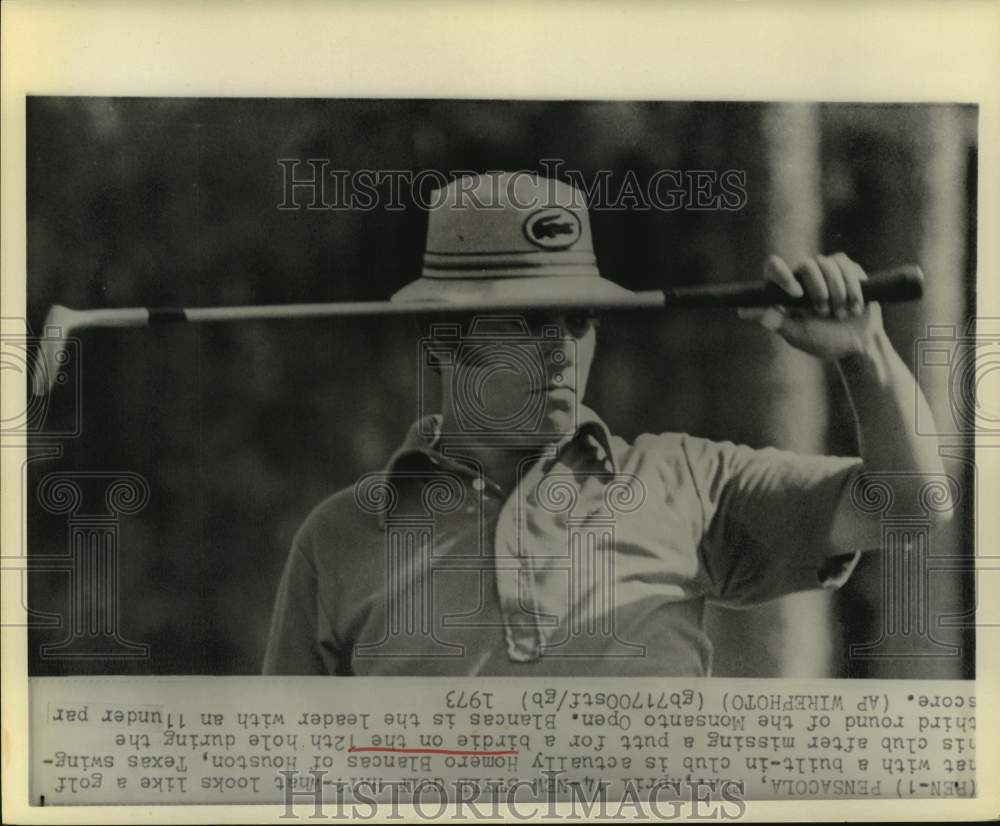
[30,264,923,396]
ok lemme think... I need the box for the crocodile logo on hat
[523,207,582,250]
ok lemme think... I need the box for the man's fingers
[754,252,870,329]
[816,255,848,319]
[737,305,785,331]
[764,255,804,297]
[794,258,830,316]
[833,252,867,315]
[772,313,810,341]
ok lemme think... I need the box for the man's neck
[437,439,548,494]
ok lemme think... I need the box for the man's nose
[543,335,576,374]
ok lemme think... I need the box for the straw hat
[390,172,635,303]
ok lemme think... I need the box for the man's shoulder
[292,482,383,552]
[605,430,757,489]
[607,429,695,462]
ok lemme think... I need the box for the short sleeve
[681,434,864,608]
[262,542,329,674]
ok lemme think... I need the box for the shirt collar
[387,407,614,472]
[375,407,617,520]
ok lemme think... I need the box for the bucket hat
[390,172,635,303]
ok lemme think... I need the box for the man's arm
[262,542,329,674]
[739,252,954,553]
[831,324,952,549]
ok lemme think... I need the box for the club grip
[663,264,924,308]
[774,264,924,308]
[865,265,925,303]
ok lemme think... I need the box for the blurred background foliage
[26,99,977,676]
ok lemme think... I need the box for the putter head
[31,305,78,396]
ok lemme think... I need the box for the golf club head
[31,305,78,396]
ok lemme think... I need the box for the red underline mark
[348,746,519,756]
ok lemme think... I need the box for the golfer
[263,172,949,676]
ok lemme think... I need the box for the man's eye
[567,312,599,337]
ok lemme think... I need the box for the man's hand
[738,252,885,361]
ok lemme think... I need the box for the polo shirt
[263,408,863,676]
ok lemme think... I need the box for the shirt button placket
[466,476,484,513]
[490,478,544,663]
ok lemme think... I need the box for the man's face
[435,311,599,443]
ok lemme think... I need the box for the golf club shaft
[30,265,921,396]
[78,265,927,327]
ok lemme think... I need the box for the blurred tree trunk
[705,103,838,677]
[904,107,972,679]
[820,104,974,678]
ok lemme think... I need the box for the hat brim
[390,275,635,305]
